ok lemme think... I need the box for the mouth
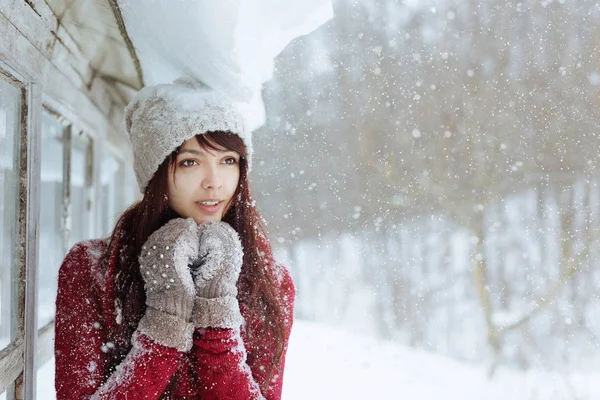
[196,200,223,214]
[198,200,220,206]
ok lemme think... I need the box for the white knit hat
[124,77,252,193]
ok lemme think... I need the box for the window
[37,112,65,329]
[35,116,100,399]
[0,70,138,400]
[99,147,138,238]
[0,77,20,351]
[99,151,121,237]
[0,72,23,399]
[69,133,94,247]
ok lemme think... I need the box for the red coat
[54,233,295,399]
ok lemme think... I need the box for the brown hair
[100,131,285,390]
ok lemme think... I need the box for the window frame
[0,62,42,400]
[0,71,24,393]
[33,111,71,377]
[0,8,137,395]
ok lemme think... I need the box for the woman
[54,78,295,399]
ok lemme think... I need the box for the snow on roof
[44,0,333,132]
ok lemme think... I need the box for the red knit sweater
[54,234,295,399]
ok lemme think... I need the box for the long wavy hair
[99,131,285,391]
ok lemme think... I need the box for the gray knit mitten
[137,218,199,351]
[191,221,244,329]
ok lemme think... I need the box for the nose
[201,164,222,190]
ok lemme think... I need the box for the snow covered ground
[284,321,600,400]
[32,319,600,399]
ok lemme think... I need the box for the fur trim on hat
[124,78,252,193]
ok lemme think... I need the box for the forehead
[179,136,227,153]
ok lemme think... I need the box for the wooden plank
[0,338,24,393]
[0,7,44,81]
[54,23,93,86]
[22,81,42,400]
[0,0,51,57]
[0,7,128,147]
[88,73,114,119]
[1,0,93,91]
[24,0,55,29]
[0,2,128,139]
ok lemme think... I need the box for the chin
[192,214,222,224]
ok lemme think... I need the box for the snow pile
[119,0,334,131]
[283,320,600,400]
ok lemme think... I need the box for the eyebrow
[177,148,236,156]
[178,148,204,156]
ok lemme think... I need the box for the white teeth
[200,201,219,206]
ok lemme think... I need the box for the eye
[223,157,238,165]
[179,159,197,167]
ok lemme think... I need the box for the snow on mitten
[137,218,199,351]
[191,221,244,329]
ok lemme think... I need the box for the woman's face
[167,137,240,224]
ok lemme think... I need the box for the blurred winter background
[26,0,600,399]
[250,0,600,398]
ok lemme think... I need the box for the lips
[196,200,222,214]
[198,200,219,206]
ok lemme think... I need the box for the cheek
[225,170,240,197]
[167,171,193,208]
[167,186,196,218]
[166,178,180,209]
[166,171,180,200]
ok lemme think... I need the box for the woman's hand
[193,221,243,298]
[191,221,244,329]
[137,217,200,351]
